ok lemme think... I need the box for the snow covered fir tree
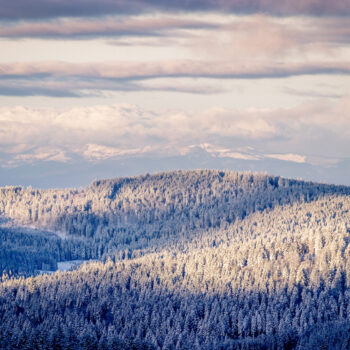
[1,170,350,349]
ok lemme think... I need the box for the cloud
[1,16,349,103]
[107,37,182,47]
[283,87,342,99]
[0,98,349,168]
[1,0,349,20]
[0,74,226,97]
[0,16,217,39]
[2,60,350,80]
[200,108,277,139]
[0,60,349,98]
[2,15,350,68]
[188,15,350,61]
[0,83,81,97]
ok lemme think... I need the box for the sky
[0,0,350,188]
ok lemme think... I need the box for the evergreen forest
[1,170,350,349]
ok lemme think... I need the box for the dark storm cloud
[0,0,349,20]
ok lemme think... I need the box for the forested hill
[1,170,349,239]
[1,170,350,273]
[1,170,350,348]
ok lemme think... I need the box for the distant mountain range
[1,146,349,188]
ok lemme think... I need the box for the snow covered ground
[57,260,87,271]
[39,259,97,275]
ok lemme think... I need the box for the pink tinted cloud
[1,15,349,55]
[0,0,349,20]
[0,17,217,39]
[189,15,350,60]
[1,60,350,80]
